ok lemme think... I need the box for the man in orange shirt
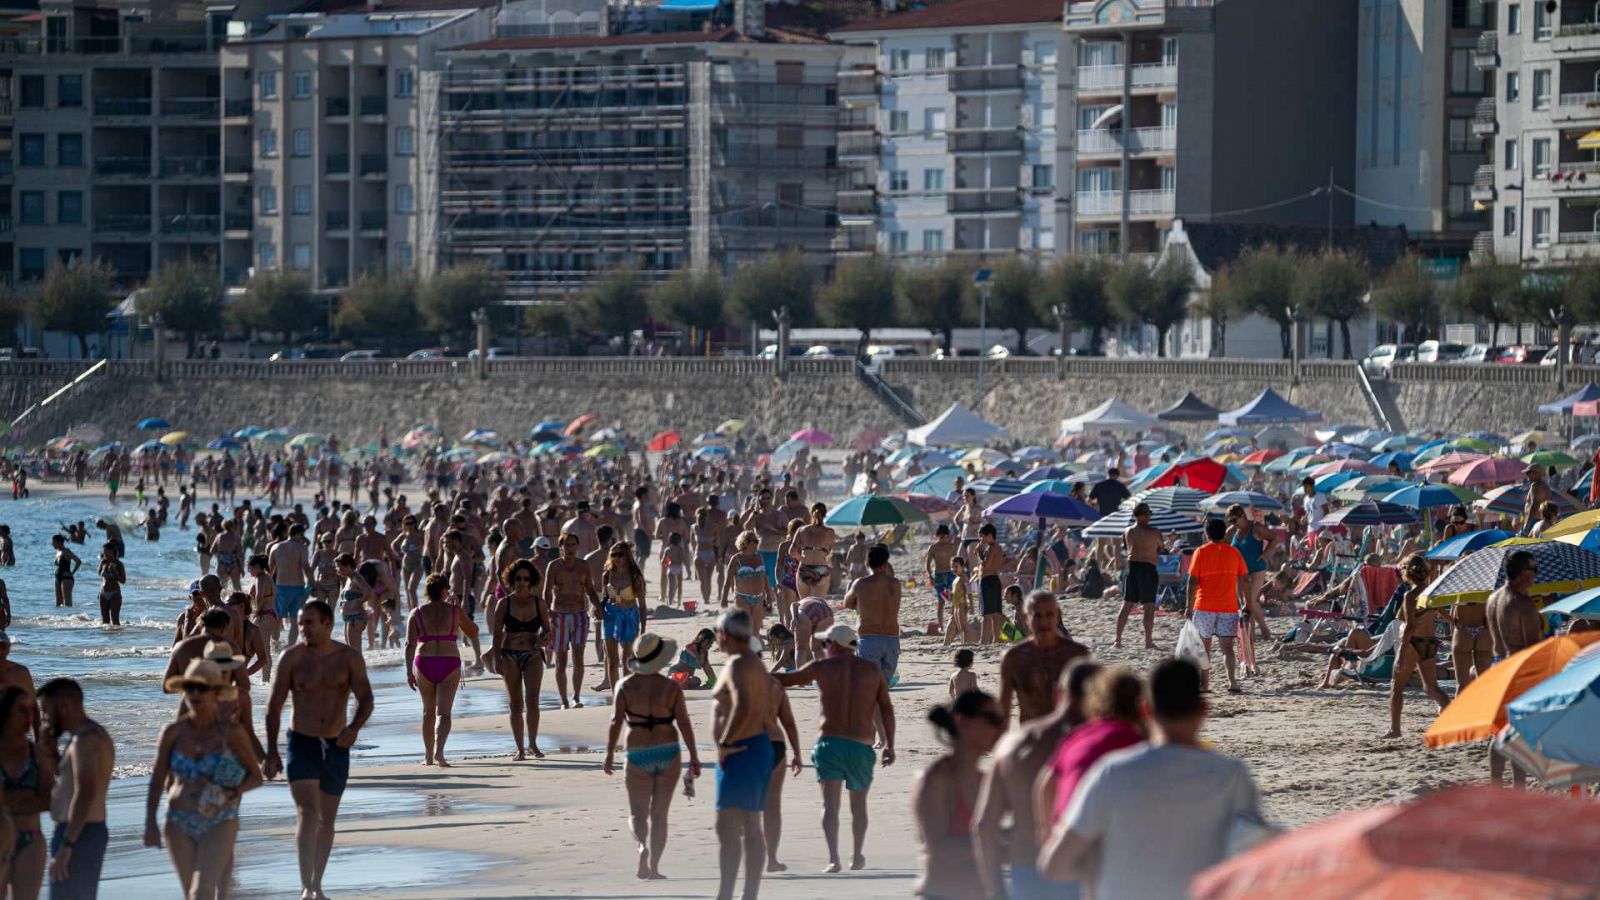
[1185,518,1248,694]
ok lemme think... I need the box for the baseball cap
[822,623,858,650]
[188,580,203,595]
[533,536,553,550]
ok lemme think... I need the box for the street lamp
[973,267,992,407]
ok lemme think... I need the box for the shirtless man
[710,609,776,900]
[544,533,599,708]
[1116,503,1166,649]
[353,516,393,568]
[1520,465,1551,537]
[742,489,788,588]
[632,486,657,562]
[975,659,1101,900]
[193,573,246,655]
[999,591,1089,723]
[270,523,314,646]
[441,530,484,668]
[975,524,1008,644]
[562,501,601,559]
[775,624,895,875]
[1486,550,1542,788]
[845,544,902,689]
[0,633,36,738]
[585,525,617,691]
[211,520,246,591]
[923,525,959,627]
[166,611,260,750]
[41,678,114,900]
[263,600,374,900]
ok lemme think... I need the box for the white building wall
[1355,0,1445,234]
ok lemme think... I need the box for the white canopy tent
[1060,398,1162,435]
[906,402,1009,447]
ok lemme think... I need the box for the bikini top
[736,563,763,580]
[504,605,544,635]
[606,580,637,603]
[171,747,246,791]
[417,607,457,643]
[624,699,677,729]
[1,747,37,791]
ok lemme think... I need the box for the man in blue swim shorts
[263,600,374,900]
[710,608,776,899]
[776,623,896,873]
[744,488,786,586]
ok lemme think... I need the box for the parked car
[1415,340,1469,363]
[931,347,981,359]
[864,344,920,373]
[756,344,806,360]
[465,347,518,360]
[1494,344,1548,365]
[803,345,843,358]
[1539,341,1600,366]
[0,347,44,359]
[268,346,340,361]
[339,350,381,362]
[407,347,453,360]
[1360,343,1415,376]
[1455,343,1502,364]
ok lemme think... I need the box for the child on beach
[1003,584,1029,641]
[667,628,718,688]
[662,532,686,608]
[844,533,869,581]
[949,648,978,697]
[941,556,975,647]
[766,623,796,671]
[96,542,125,626]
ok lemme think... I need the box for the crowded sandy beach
[0,397,1597,900]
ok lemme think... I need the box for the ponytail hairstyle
[809,502,827,526]
[927,689,997,746]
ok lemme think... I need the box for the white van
[864,344,920,373]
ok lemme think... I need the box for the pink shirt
[1049,719,1144,821]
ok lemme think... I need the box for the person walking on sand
[924,525,959,630]
[1185,518,1249,694]
[790,503,837,604]
[262,600,374,900]
[600,542,649,690]
[774,624,896,874]
[603,633,702,881]
[1383,554,1451,739]
[488,559,549,761]
[845,544,902,689]
[41,678,113,900]
[1000,591,1089,723]
[145,659,263,900]
[760,669,802,875]
[1117,503,1165,649]
[710,609,776,900]
[406,575,475,766]
[912,690,1004,900]
[545,533,599,709]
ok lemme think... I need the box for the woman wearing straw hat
[488,559,549,761]
[0,684,50,900]
[603,633,702,881]
[145,657,263,900]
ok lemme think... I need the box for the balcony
[159,157,220,178]
[1554,19,1600,54]
[838,70,878,99]
[837,189,877,216]
[1471,164,1496,201]
[838,131,879,158]
[96,157,152,177]
[325,210,350,231]
[1559,229,1600,244]
[1559,91,1600,122]
[948,188,1020,214]
[359,154,387,176]
[1064,0,1212,31]
[832,228,876,253]
[1075,189,1175,218]
[1472,97,1496,135]
[360,210,387,232]
[93,214,152,234]
[1549,160,1600,191]
[1076,126,1175,155]
[326,153,350,176]
[359,95,385,117]
[94,97,152,117]
[949,66,1023,93]
[159,213,218,236]
[1076,62,1177,94]
[715,145,836,169]
[1474,31,1498,69]
[223,212,251,232]
[162,97,218,118]
[325,97,350,118]
[224,98,251,118]
[223,267,248,287]
[223,157,252,176]
[324,267,348,288]
[948,128,1022,155]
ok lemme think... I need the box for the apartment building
[1479,0,1600,263]
[432,13,861,300]
[831,0,1069,261]
[0,0,226,287]
[218,1,493,292]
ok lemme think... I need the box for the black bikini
[501,608,545,673]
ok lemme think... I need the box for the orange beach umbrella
[1422,631,1600,748]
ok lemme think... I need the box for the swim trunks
[1123,561,1159,606]
[275,583,309,619]
[856,635,900,682]
[1192,609,1239,640]
[932,571,954,599]
[980,575,1003,616]
[812,735,876,793]
[716,732,775,812]
[551,610,589,653]
[758,550,779,586]
[286,729,351,796]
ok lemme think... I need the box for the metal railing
[159,213,218,235]
[949,66,1023,92]
[837,189,877,216]
[1560,230,1600,244]
[224,99,251,118]
[159,157,220,178]
[947,129,1023,153]
[96,157,152,176]
[855,360,926,427]
[162,97,218,117]
[1556,19,1600,39]
[93,214,151,234]
[224,213,251,231]
[1076,126,1175,154]
[95,97,152,116]
[948,188,1020,213]
[1075,189,1175,217]
[325,210,350,230]
[838,131,878,156]
[1076,62,1177,92]
[224,157,251,175]
[1558,92,1600,111]
[837,70,878,97]
[9,360,108,435]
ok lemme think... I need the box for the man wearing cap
[710,608,775,900]
[1520,464,1551,537]
[775,622,895,874]
[844,543,902,687]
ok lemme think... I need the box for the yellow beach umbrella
[716,419,747,436]
[159,431,189,446]
[1543,509,1600,540]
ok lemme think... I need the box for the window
[1533,0,1550,38]
[1452,0,1491,28]
[57,191,82,225]
[19,249,45,281]
[396,126,414,156]
[1505,71,1519,102]
[1162,103,1177,128]
[921,229,944,253]
[1081,41,1120,67]
[1448,184,1472,218]
[1161,166,1176,191]
[888,110,909,133]
[291,71,311,99]
[888,169,909,192]
[1079,104,1113,129]
[888,230,908,253]
[291,129,310,157]
[1450,49,1486,94]
[924,108,946,134]
[259,243,277,268]
[1161,36,1178,66]
[1032,164,1054,189]
[395,184,414,213]
[395,69,414,97]
[1503,205,1517,236]
[1533,69,1551,109]
[259,186,277,215]
[1505,138,1519,170]
[291,243,311,270]
[398,242,414,268]
[18,134,43,167]
[19,191,44,225]
[1532,207,1551,246]
[291,185,311,214]
[57,133,82,167]
[1533,137,1551,177]
[19,75,43,108]
[260,72,278,100]
[888,49,911,72]
[1038,104,1056,128]
[1079,167,1118,192]
[57,75,82,108]
[1034,227,1055,250]
[1507,3,1520,33]
[923,168,944,191]
[1034,41,1057,67]
[259,129,278,158]
[925,48,946,71]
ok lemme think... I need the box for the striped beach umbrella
[1475,484,1583,517]
[1308,459,1380,478]
[1239,449,1285,467]
[1124,486,1209,515]
[1201,490,1285,513]
[1083,507,1204,539]
[968,477,1027,497]
[1021,465,1077,482]
[1317,501,1419,529]
[1420,542,1600,607]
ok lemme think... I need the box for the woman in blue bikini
[334,553,372,651]
[719,531,773,627]
[603,633,702,881]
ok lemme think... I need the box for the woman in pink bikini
[406,573,478,766]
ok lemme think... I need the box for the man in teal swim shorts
[775,623,895,874]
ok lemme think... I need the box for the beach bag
[1176,621,1211,671]
[1081,565,1106,599]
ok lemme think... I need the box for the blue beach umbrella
[982,491,1100,525]
[1313,471,1364,493]
[136,417,170,431]
[134,440,165,454]
[694,445,731,459]
[1382,483,1483,510]
[1021,465,1076,483]
[903,466,964,497]
[1319,442,1372,459]
[234,426,267,439]
[1317,500,1418,528]
[1022,479,1081,496]
[1424,529,1514,561]
[1369,451,1416,472]
[1507,646,1600,769]
[1542,587,1600,619]
[824,495,930,527]
[207,436,243,451]
[534,419,566,434]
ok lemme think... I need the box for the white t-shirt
[1302,490,1325,525]
[1060,743,1261,900]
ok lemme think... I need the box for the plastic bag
[1175,621,1211,671]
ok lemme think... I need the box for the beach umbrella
[1475,483,1582,517]
[1253,425,1307,449]
[1124,486,1208,515]
[1424,632,1600,746]
[694,445,732,460]
[824,495,929,527]
[65,424,103,444]
[1329,477,1412,502]
[527,428,563,445]
[1449,437,1497,453]
[903,466,965,498]
[477,451,511,465]
[1263,449,1320,474]
[1202,491,1285,513]
[1307,459,1379,479]
[440,447,476,461]
[400,427,436,450]
[583,444,624,459]
[1083,507,1203,539]
[562,414,598,437]
[959,447,1011,468]
[257,428,293,445]
[1191,784,1600,900]
[1382,483,1481,510]
[1424,529,1514,561]
[790,427,835,447]
[590,427,621,442]
[1239,449,1285,467]
[1372,434,1428,452]
[287,432,325,449]
[534,419,566,434]
[852,428,885,453]
[1572,434,1600,453]
[1493,727,1600,789]
[770,438,809,465]
[1420,541,1600,608]
[969,477,1028,498]
[1343,428,1393,448]
[1203,427,1253,442]
[983,492,1100,525]
[646,431,681,452]
[1542,508,1600,539]
[1367,451,1415,472]
[1012,447,1058,465]
[890,493,955,520]
[1414,445,1484,469]
[717,419,747,436]
[1506,644,1600,770]
[1145,457,1229,492]
[158,431,188,446]
[206,436,243,451]
[1521,449,1578,468]
[1446,457,1527,486]
[233,426,267,439]
[1021,465,1076,482]
[1317,501,1418,529]
[136,417,170,431]
[1317,442,1371,460]
[1512,429,1564,447]
[1311,471,1364,493]
[460,429,499,447]
[692,431,727,446]
[1542,586,1600,619]
[134,440,164,454]
[1022,478,1081,496]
